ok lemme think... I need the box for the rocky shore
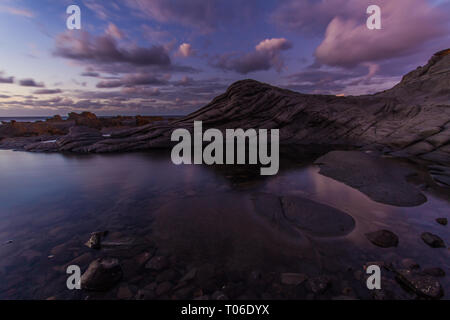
[0,112,168,150]
[0,50,448,300]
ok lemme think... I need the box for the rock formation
[6,50,450,169]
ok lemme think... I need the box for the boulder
[395,269,443,299]
[81,257,123,291]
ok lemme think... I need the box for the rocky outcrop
[11,50,450,168]
[0,113,168,150]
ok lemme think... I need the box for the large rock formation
[15,50,450,167]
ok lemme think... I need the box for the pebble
[365,230,399,248]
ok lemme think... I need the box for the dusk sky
[0,0,449,116]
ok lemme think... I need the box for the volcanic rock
[395,269,443,299]
[81,257,123,291]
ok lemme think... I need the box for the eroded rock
[81,257,123,291]
[395,269,443,299]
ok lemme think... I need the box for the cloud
[81,71,100,77]
[212,38,293,74]
[0,5,34,18]
[96,73,169,88]
[125,0,218,32]
[315,0,449,68]
[176,43,195,58]
[106,23,125,39]
[54,31,171,67]
[0,72,14,83]
[19,79,45,87]
[271,0,366,35]
[34,89,63,95]
[283,66,399,95]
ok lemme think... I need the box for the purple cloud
[34,89,63,95]
[96,73,169,88]
[54,31,171,67]
[19,79,45,87]
[125,0,218,32]
[0,73,14,83]
[213,38,293,74]
[314,0,449,68]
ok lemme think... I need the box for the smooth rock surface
[365,230,399,248]
[315,151,427,207]
[421,232,446,248]
[81,257,123,291]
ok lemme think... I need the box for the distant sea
[0,116,57,123]
[0,115,183,124]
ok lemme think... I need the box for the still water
[0,150,448,299]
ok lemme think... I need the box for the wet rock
[156,281,173,296]
[422,267,446,278]
[308,276,331,294]
[196,264,216,286]
[135,251,154,268]
[173,286,194,300]
[395,269,443,299]
[436,218,448,226]
[212,291,228,300]
[365,230,399,248]
[117,285,133,300]
[421,232,446,248]
[136,289,156,300]
[145,256,168,271]
[180,268,197,282]
[156,269,178,283]
[84,231,108,250]
[281,273,308,286]
[280,196,356,237]
[315,151,427,207]
[81,257,123,291]
[401,258,420,270]
[332,295,357,300]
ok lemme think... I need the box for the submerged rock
[81,257,123,291]
[315,151,427,207]
[421,232,446,248]
[395,269,443,299]
[281,273,308,286]
[422,267,446,278]
[145,256,168,271]
[308,275,331,294]
[436,218,448,226]
[365,230,399,248]
[280,196,356,237]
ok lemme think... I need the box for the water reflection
[0,149,448,299]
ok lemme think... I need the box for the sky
[0,0,449,116]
